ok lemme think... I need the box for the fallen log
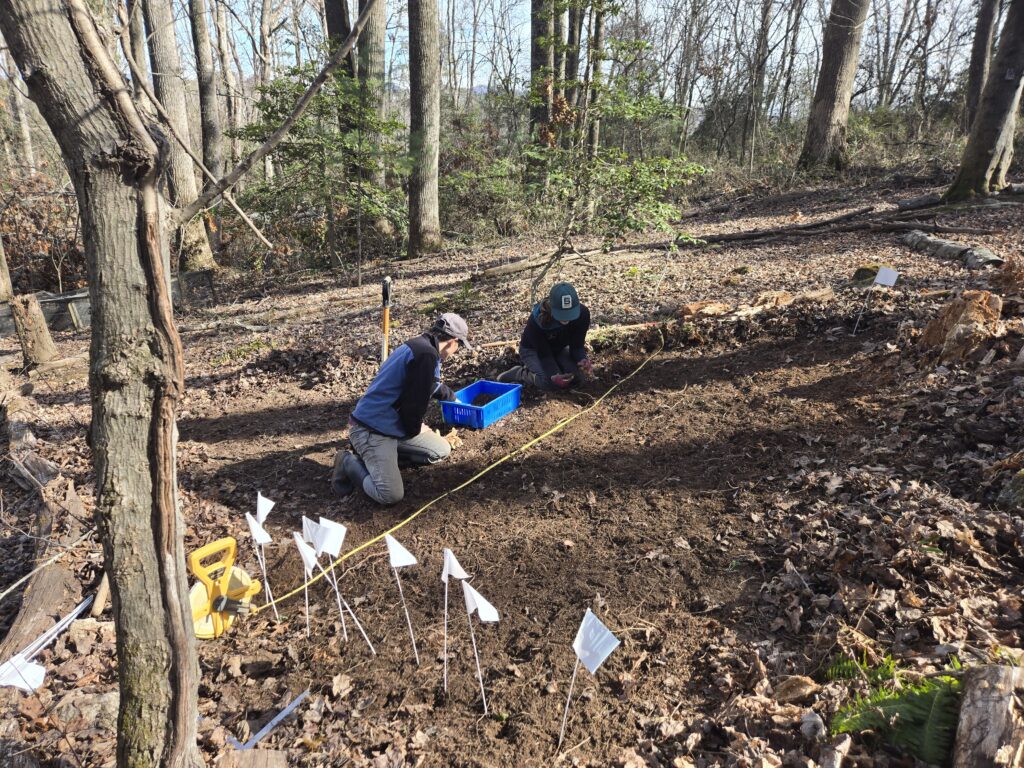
[952,665,1024,767]
[896,193,943,211]
[691,206,875,244]
[901,229,1004,269]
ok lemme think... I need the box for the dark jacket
[519,303,591,379]
[351,334,455,439]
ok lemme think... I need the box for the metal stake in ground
[558,608,621,749]
[254,492,280,620]
[441,548,470,692]
[381,276,392,365]
[385,534,420,665]
[462,580,500,714]
[293,533,318,637]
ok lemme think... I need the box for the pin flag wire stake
[853,267,898,335]
[462,580,499,715]
[385,534,420,665]
[246,508,279,622]
[559,608,621,749]
[441,548,469,692]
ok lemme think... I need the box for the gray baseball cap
[433,312,473,350]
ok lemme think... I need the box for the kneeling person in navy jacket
[332,313,471,505]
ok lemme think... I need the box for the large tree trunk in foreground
[952,665,1024,767]
[0,0,201,766]
[358,0,387,187]
[965,0,999,131]
[142,0,218,271]
[798,0,871,170]
[11,295,58,366]
[408,0,442,257]
[947,0,1024,200]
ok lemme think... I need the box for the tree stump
[11,295,58,366]
[952,665,1024,767]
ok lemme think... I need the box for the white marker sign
[245,513,272,546]
[251,494,280,620]
[314,517,346,558]
[874,266,899,287]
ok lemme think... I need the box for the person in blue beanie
[332,312,471,504]
[498,282,592,391]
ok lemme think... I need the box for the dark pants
[502,347,582,391]
[348,423,451,505]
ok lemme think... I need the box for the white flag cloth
[874,267,899,286]
[572,609,620,675]
[462,581,499,623]
[315,518,346,558]
[385,534,417,569]
[442,548,469,581]
[256,492,275,524]
[0,653,45,691]
[293,533,318,577]
[245,513,272,545]
[301,516,319,546]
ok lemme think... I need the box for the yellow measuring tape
[251,330,665,615]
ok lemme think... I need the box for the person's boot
[341,452,369,495]
[331,450,354,497]
[497,365,523,383]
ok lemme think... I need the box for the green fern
[825,652,897,684]
[832,675,963,766]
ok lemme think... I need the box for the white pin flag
[462,581,500,623]
[874,266,899,287]
[384,535,420,665]
[442,548,471,692]
[301,516,319,546]
[245,513,272,546]
[385,534,417,569]
[245,512,279,621]
[854,267,900,334]
[559,609,621,748]
[461,580,499,714]
[256,492,275,524]
[292,532,316,637]
[442,548,469,581]
[0,653,46,691]
[316,517,347,558]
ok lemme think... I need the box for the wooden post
[11,294,58,366]
[952,665,1024,767]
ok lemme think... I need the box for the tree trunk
[126,0,154,114]
[965,0,999,131]
[587,4,605,159]
[530,0,555,143]
[0,1,201,766]
[214,0,241,167]
[408,0,443,257]
[325,0,358,77]
[564,1,584,109]
[952,665,1024,767]
[259,0,277,181]
[142,0,218,271]
[553,3,566,102]
[797,0,871,170]
[359,0,386,187]
[0,233,13,301]
[3,46,37,176]
[189,0,224,251]
[947,0,1024,200]
[12,295,58,366]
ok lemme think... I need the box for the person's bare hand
[578,358,594,376]
[551,373,574,389]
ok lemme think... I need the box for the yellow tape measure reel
[188,537,262,639]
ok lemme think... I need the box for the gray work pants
[348,423,451,505]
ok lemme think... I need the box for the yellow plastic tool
[188,537,261,640]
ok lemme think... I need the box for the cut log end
[952,665,1024,768]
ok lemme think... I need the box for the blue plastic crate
[441,380,522,429]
